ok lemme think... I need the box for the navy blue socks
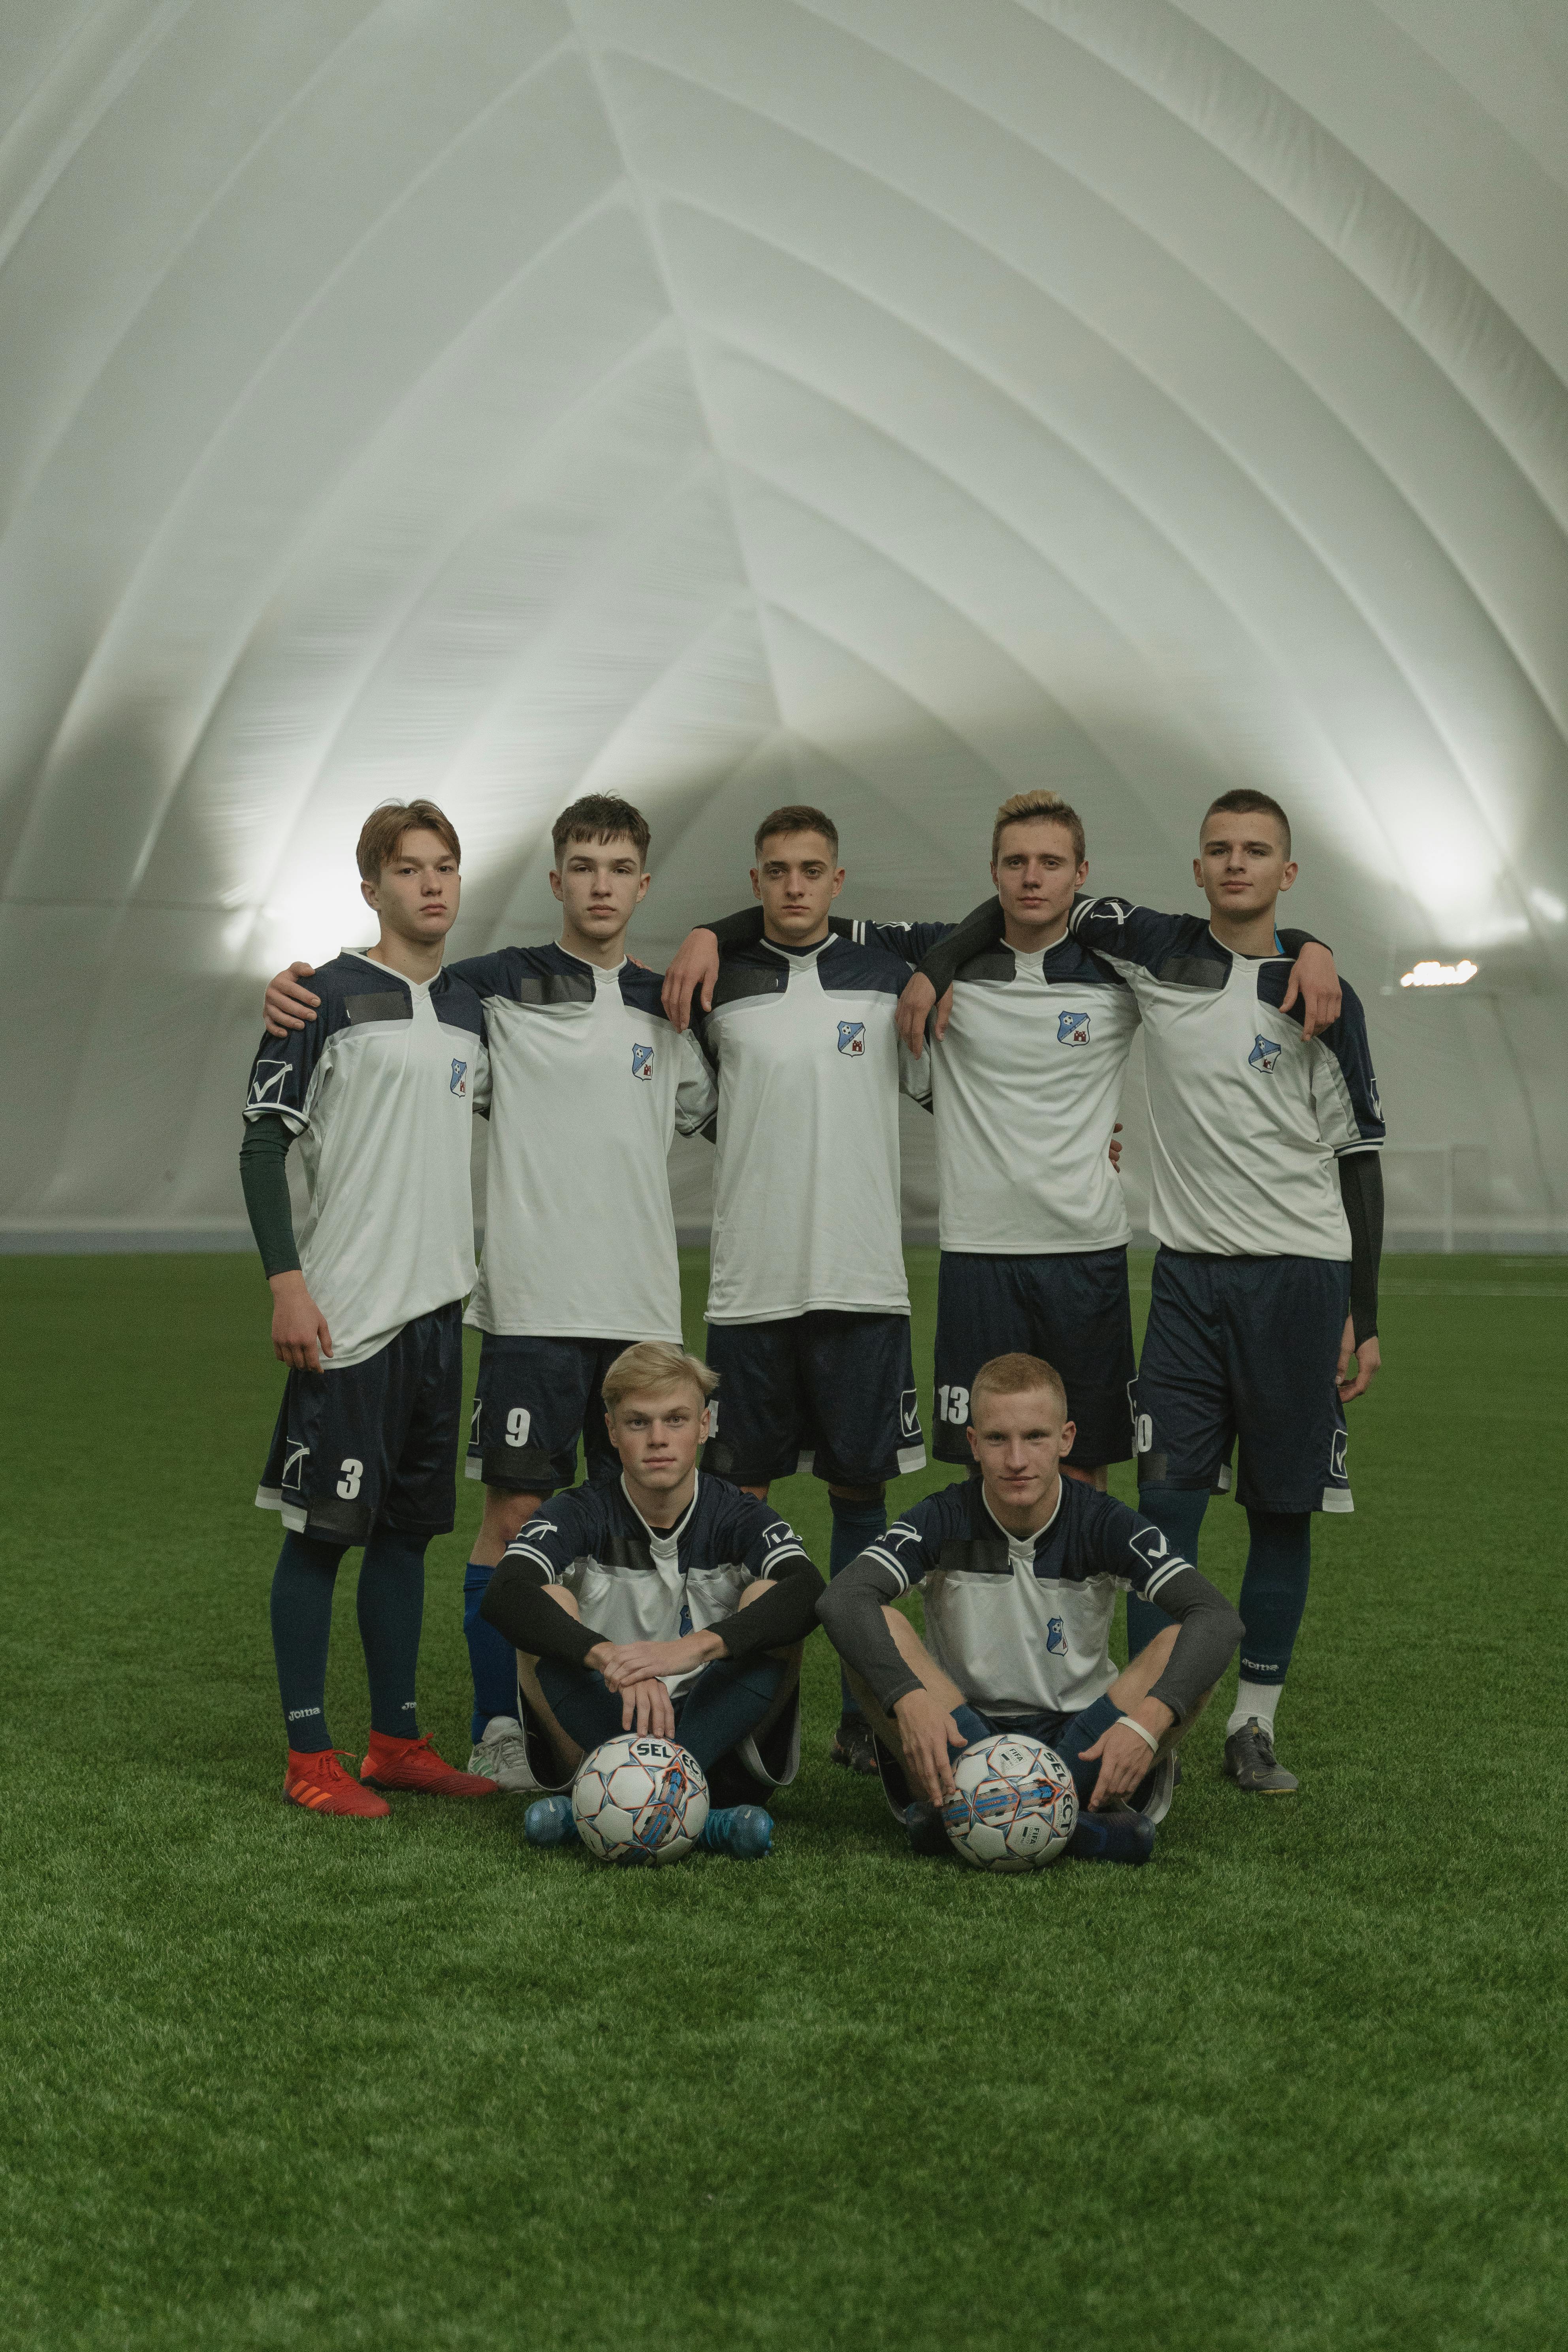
[829,1493,887,1722]
[356,1527,428,1740]
[1227,1508,1312,1734]
[270,1532,347,1752]
[463,1559,519,1743]
[1130,1483,1210,1661]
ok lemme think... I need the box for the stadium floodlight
[1399,959,1480,988]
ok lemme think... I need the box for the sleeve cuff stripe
[1142,1560,1186,1596]
[504,1543,555,1571]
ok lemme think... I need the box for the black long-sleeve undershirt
[480,1549,824,1667]
[1339,1150,1384,1341]
[817,1550,1243,1727]
[239,1115,300,1278]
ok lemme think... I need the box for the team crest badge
[836,1021,866,1056]
[450,1058,467,1095]
[1056,1009,1090,1046]
[632,1042,655,1081]
[1045,1616,1067,1656]
[1249,1034,1282,1073]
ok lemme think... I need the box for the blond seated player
[817,1353,1244,1864]
[478,1343,824,1857]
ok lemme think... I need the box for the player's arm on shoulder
[661,907,765,1029]
[899,899,1003,1054]
[262,962,321,1037]
[1277,926,1340,1040]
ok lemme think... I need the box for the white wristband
[1116,1712,1160,1756]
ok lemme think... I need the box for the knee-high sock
[671,1654,789,1773]
[830,1495,887,1722]
[1229,1509,1312,1731]
[356,1528,428,1740]
[270,1532,347,1753]
[463,1560,520,1743]
[1130,1485,1210,1661]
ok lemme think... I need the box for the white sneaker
[465,1715,539,1793]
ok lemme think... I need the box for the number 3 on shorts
[336,1457,363,1499]
[506,1407,531,1447]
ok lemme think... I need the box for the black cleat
[828,1716,879,1776]
[1067,1808,1155,1865]
[1223,1719,1299,1794]
[903,1801,951,1858]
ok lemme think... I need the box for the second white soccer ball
[942,1732,1078,1873]
[571,1735,709,1867]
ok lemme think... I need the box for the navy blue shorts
[1134,1249,1352,1516]
[933,1248,1136,1468]
[257,1301,463,1547]
[702,1312,926,1488]
[874,1691,1124,1818]
[465,1331,626,1495]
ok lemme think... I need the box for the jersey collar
[980,1477,1064,1553]
[619,1471,700,1547]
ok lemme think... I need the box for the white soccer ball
[942,1732,1078,1874]
[571,1735,709,1867]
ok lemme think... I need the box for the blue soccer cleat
[700,1804,773,1859]
[523,1795,580,1848]
[1066,1808,1155,1865]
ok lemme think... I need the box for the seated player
[241,798,499,1816]
[478,1342,824,1858]
[817,1352,1244,1864]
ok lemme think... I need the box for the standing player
[664,790,1336,1499]
[658,807,928,1777]
[817,1352,1244,1864]
[241,800,499,1816]
[261,796,717,1790]
[478,1342,824,1855]
[902,790,1384,1793]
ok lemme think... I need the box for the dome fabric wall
[1,0,1565,1243]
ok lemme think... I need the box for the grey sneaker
[466,1715,539,1793]
[828,1715,879,1776]
[1223,1719,1299,1794]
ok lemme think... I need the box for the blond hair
[991,790,1085,868]
[969,1352,1069,1422]
[601,1342,718,1416]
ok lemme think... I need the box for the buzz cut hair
[1203,788,1291,858]
[754,804,839,861]
[356,798,461,883]
[551,794,652,870]
[991,790,1086,868]
[601,1341,719,1417]
[969,1351,1069,1423]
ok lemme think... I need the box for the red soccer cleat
[284,1748,391,1818]
[360,1730,500,1798]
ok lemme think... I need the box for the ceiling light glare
[1400,959,1479,989]
[1528,887,1566,924]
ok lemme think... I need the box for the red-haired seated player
[240,799,498,1816]
[817,1353,1244,1863]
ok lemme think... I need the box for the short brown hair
[551,794,651,869]
[356,799,461,883]
[601,1341,718,1416]
[991,790,1086,867]
[1203,788,1291,858]
[754,804,839,861]
[969,1352,1069,1423]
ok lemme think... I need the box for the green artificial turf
[1,1248,1564,2351]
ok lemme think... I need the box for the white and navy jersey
[1065,899,1386,1261]
[454,946,717,1343]
[696,934,920,1324]
[867,1474,1194,1720]
[504,1474,811,1696]
[861,920,1140,1254]
[242,953,488,1371]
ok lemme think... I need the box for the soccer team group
[243,781,1385,1864]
